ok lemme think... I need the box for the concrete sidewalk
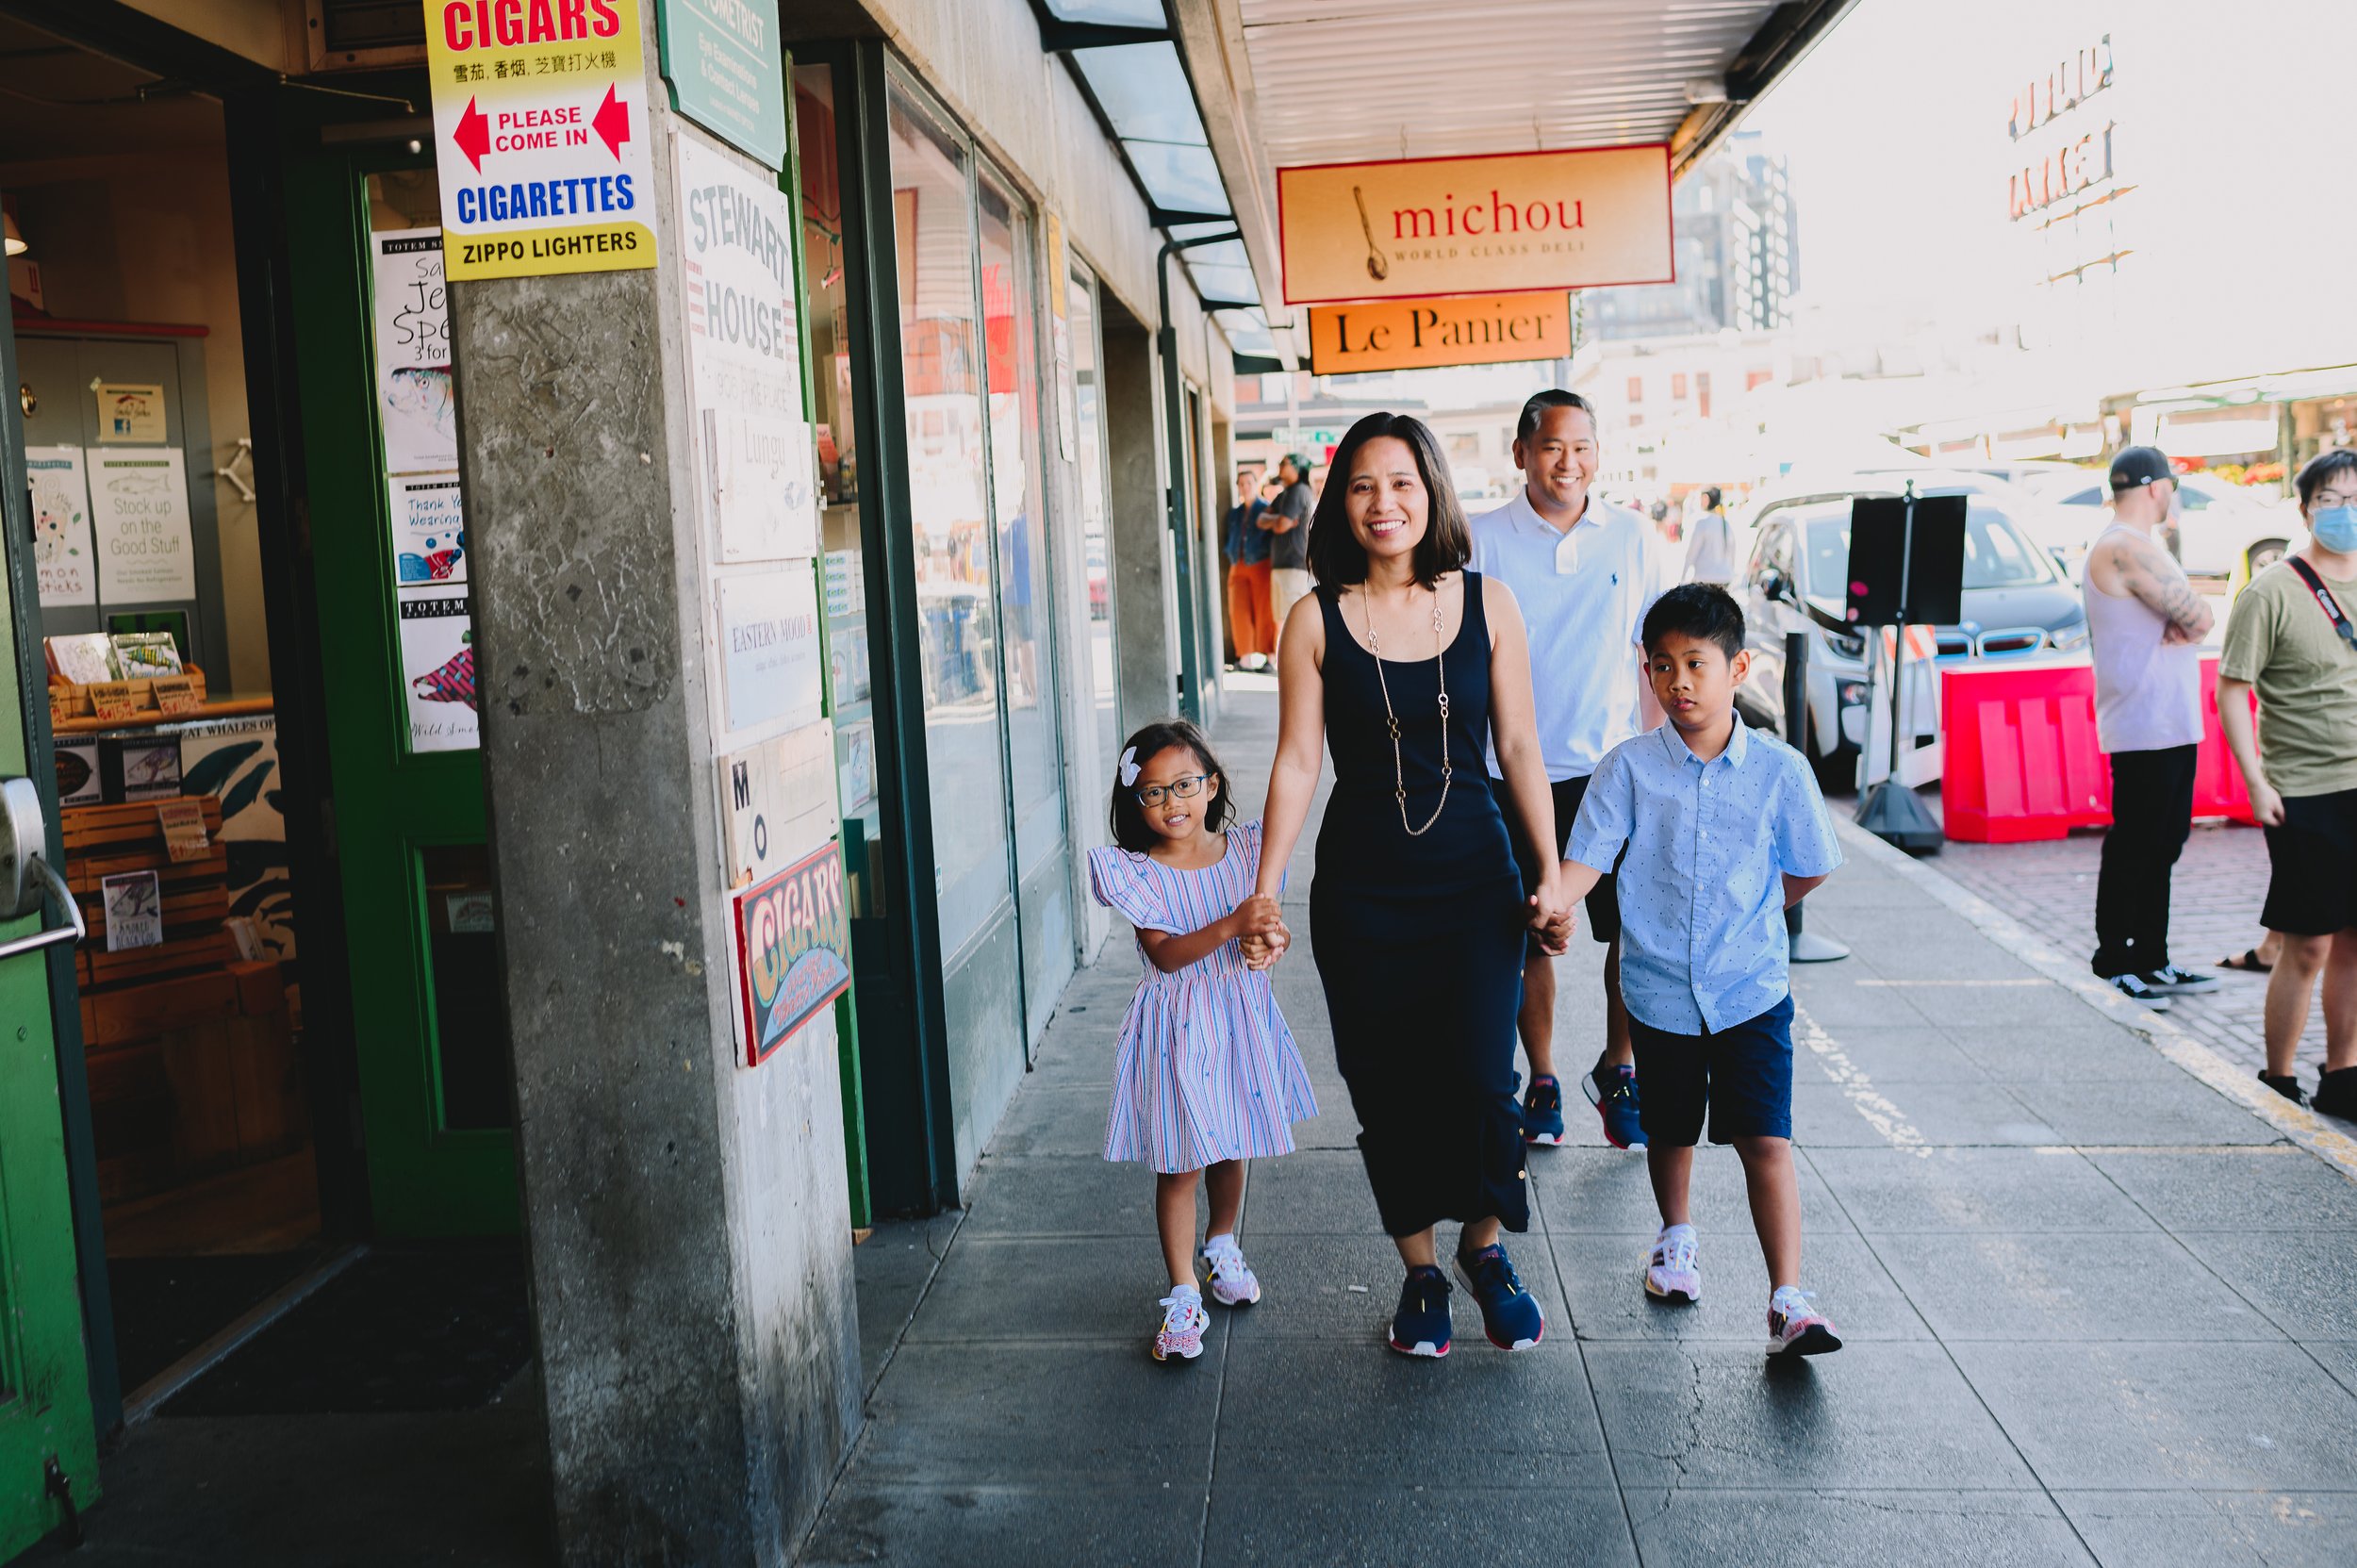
[806,691,2357,1568]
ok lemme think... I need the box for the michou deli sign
[1277,145,1673,305]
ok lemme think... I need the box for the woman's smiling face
[1343,436,1428,566]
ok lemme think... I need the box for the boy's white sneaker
[1153,1287,1210,1362]
[1643,1224,1700,1304]
[1767,1285,1842,1358]
[1201,1236,1262,1307]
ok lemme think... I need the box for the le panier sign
[733,840,852,1066]
[426,0,658,279]
[1308,290,1570,375]
[1278,145,1672,305]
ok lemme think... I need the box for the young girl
[1089,719,1320,1362]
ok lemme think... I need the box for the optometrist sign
[1277,145,1673,305]
[1308,290,1571,375]
[426,0,658,281]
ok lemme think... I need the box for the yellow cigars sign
[1278,145,1673,305]
[1308,291,1570,375]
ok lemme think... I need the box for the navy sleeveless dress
[1310,572,1530,1237]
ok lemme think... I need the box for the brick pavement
[1927,810,2337,1093]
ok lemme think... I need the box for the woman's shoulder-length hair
[1307,411,1472,591]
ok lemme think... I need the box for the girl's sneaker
[1767,1286,1842,1358]
[1153,1287,1210,1362]
[1643,1224,1700,1304]
[1388,1264,1453,1358]
[1200,1236,1261,1307]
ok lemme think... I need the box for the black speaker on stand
[1845,484,1966,854]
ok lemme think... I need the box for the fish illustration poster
[372,229,456,475]
[397,586,480,752]
[27,445,95,606]
[389,474,468,586]
[88,448,197,602]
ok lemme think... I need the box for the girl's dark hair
[2296,447,2357,512]
[1109,718,1234,853]
[1306,411,1471,590]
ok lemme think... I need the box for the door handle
[0,776,85,962]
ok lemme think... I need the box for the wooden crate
[45,667,208,723]
[64,797,230,992]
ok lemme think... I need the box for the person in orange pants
[1225,465,1275,670]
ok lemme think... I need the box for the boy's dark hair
[1515,388,1598,444]
[1700,485,1722,510]
[2296,447,2357,512]
[1109,718,1234,853]
[1642,582,1746,659]
[1307,411,1470,590]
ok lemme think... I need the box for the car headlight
[1822,631,1867,660]
[2049,619,2090,652]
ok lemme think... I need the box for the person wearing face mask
[2081,446,2217,1011]
[2218,447,2357,1115]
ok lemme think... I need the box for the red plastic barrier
[1942,652,2257,842]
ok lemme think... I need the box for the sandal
[2218,949,2272,974]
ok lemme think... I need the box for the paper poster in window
[397,586,480,752]
[88,448,197,602]
[26,445,95,605]
[372,229,456,475]
[389,474,468,586]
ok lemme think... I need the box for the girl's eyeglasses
[1133,774,1209,808]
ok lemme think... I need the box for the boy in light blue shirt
[1545,583,1848,1358]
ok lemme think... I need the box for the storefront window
[1067,263,1120,784]
[888,81,1014,961]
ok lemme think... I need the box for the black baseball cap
[2108,446,2175,491]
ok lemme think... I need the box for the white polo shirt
[1472,487,1668,782]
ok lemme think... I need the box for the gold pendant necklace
[1359,581,1451,836]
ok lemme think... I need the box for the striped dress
[1088,820,1320,1173]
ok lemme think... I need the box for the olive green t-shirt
[2218,558,2357,797]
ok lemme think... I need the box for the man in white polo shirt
[1473,390,1668,1151]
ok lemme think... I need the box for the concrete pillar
[1103,309,1178,729]
[445,34,858,1567]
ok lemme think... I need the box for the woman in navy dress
[1248,411,1569,1358]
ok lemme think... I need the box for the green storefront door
[285,148,516,1237]
[0,290,101,1559]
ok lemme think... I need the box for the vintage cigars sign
[1277,145,1673,305]
[425,0,659,280]
[1308,290,1571,375]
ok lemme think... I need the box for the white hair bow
[1118,746,1141,786]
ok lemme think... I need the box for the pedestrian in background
[1472,390,1668,1152]
[2218,447,2357,1114]
[1682,486,1736,585]
[2081,446,2217,1011]
[1225,465,1274,671]
[1549,583,1845,1358]
[1261,454,1317,647]
[1089,719,1317,1362]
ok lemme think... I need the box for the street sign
[657,0,787,171]
[426,0,659,281]
[1277,144,1672,305]
[1307,290,1570,375]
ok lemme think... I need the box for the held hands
[1525,877,1576,957]
[1233,895,1291,971]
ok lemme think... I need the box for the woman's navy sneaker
[1522,1073,1567,1146]
[1454,1243,1544,1350]
[1388,1265,1453,1358]
[1584,1059,1647,1150]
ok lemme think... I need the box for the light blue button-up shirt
[1566,719,1844,1035]
[1472,488,1670,782]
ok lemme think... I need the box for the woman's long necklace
[1358,580,1451,836]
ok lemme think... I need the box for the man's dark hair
[1642,582,1746,659]
[1284,452,1314,479]
[2295,447,2357,512]
[1307,412,1470,590]
[1701,486,1722,510]
[1515,388,1598,444]
[1108,718,1234,854]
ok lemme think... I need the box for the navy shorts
[1627,995,1795,1146]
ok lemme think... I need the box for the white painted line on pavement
[1831,817,2357,1182]
[1792,1001,1932,1157]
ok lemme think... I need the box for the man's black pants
[2093,743,2199,979]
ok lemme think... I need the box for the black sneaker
[2313,1066,2357,1119]
[2143,965,2221,996]
[2104,973,2171,1011]
[2258,1070,2308,1106]
[1387,1265,1453,1359]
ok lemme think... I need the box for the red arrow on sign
[591,85,631,160]
[453,96,490,173]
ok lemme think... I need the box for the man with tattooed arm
[2080,445,2219,1011]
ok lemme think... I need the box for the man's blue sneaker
[1387,1265,1453,1358]
[1455,1243,1544,1351]
[1522,1073,1567,1146]
[1583,1059,1646,1150]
